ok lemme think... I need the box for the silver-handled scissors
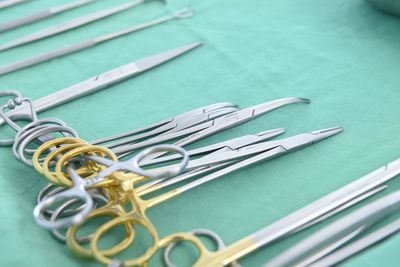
[0,0,161,52]
[0,0,93,32]
[33,144,189,230]
[0,7,194,75]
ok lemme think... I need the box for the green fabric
[1,0,400,266]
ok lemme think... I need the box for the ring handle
[67,205,136,258]
[129,145,189,179]
[162,229,242,267]
[50,192,108,242]
[0,90,22,146]
[163,229,226,267]
[90,215,159,266]
[33,184,93,229]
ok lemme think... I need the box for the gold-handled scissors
[63,126,342,266]
[160,159,400,267]
[32,140,188,230]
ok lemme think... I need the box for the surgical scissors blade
[0,0,93,33]
[0,0,27,9]
[0,7,194,75]
[0,41,202,141]
[0,0,151,52]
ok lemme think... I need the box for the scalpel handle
[0,62,141,126]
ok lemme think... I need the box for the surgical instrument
[0,0,27,9]
[0,0,93,33]
[161,157,400,267]
[0,0,158,52]
[163,229,242,267]
[265,183,400,267]
[58,126,341,265]
[0,41,202,144]
[0,7,194,75]
[303,218,400,267]
[107,98,311,158]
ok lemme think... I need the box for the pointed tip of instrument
[298,97,311,103]
[136,41,202,72]
[258,128,286,137]
[311,126,344,142]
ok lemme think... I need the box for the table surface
[1,0,400,266]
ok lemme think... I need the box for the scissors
[0,0,27,9]
[32,140,189,229]
[264,159,400,267]
[0,41,202,145]
[155,158,400,267]
[0,0,93,33]
[0,7,194,75]
[0,0,163,52]
[35,128,283,244]
[53,126,342,265]
[38,129,282,240]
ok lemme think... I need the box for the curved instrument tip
[298,97,311,103]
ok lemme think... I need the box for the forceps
[0,0,93,33]
[33,125,341,230]
[0,7,194,75]
[0,41,202,144]
[32,97,312,228]
[264,159,400,267]
[35,129,283,243]
[161,157,400,267]
[106,98,311,158]
[59,127,342,265]
[0,0,160,52]
[0,0,27,9]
